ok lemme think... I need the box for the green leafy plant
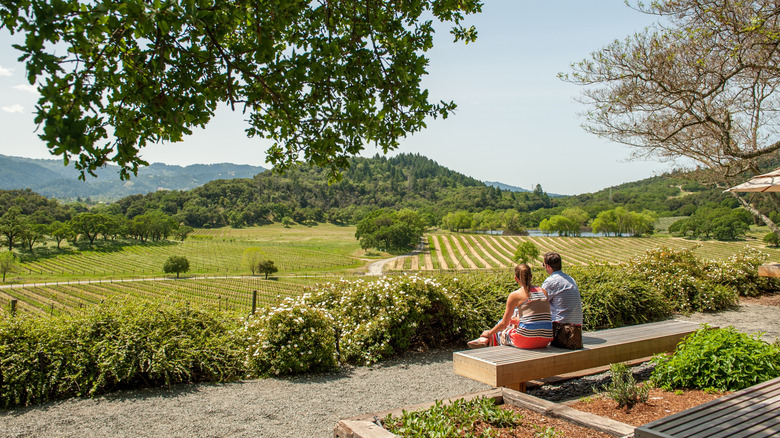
[244,300,338,377]
[651,325,780,392]
[383,397,522,438]
[596,362,649,409]
[533,425,562,438]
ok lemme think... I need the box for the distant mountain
[484,180,563,198]
[483,181,530,193]
[0,154,266,201]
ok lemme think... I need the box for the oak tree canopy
[0,0,481,180]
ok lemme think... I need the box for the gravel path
[2,303,779,438]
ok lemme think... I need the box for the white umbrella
[726,168,780,192]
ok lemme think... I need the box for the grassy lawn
[11,223,368,283]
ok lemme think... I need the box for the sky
[0,1,678,196]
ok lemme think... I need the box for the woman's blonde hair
[514,263,532,291]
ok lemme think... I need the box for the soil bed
[567,386,727,427]
[481,405,611,437]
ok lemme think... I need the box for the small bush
[651,325,780,392]
[244,300,337,377]
[597,362,649,409]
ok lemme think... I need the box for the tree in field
[163,255,190,278]
[257,260,278,280]
[764,232,780,247]
[175,225,194,242]
[539,215,579,237]
[20,223,47,253]
[513,241,540,265]
[441,211,472,233]
[48,221,73,249]
[0,0,481,181]
[69,212,106,244]
[0,207,29,251]
[355,209,425,253]
[590,210,618,236]
[0,251,17,282]
[281,217,294,228]
[242,248,265,276]
[561,208,589,229]
[563,0,780,237]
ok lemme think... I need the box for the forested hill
[5,152,756,232]
[0,154,266,201]
[105,154,555,227]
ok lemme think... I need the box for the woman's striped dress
[495,286,554,349]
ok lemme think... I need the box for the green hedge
[0,301,245,408]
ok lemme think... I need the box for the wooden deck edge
[334,420,396,438]
[333,387,635,438]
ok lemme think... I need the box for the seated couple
[468,252,583,350]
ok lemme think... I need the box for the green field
[13,223,366,282]
[4,224,780,316]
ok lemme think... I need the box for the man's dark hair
[543,252,562,271]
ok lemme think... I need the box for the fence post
[10,299,17,316]
[252,290,257,315]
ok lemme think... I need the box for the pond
[474,230,634,237]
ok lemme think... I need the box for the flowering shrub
[702,247,777,297]
[244,300,337,376]
[305,274,457,365]
[627,246,742,313]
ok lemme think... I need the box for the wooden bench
[453,320,703,392]
[635,376,780,437]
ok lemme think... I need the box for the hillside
[4,152,761,231]
[0,154,266,201]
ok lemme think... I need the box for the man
[541,251,583,349]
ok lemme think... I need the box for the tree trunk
[730,191,780,236]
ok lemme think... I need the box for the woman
[468,263,554,349]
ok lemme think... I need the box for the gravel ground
[2,303,779,438]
